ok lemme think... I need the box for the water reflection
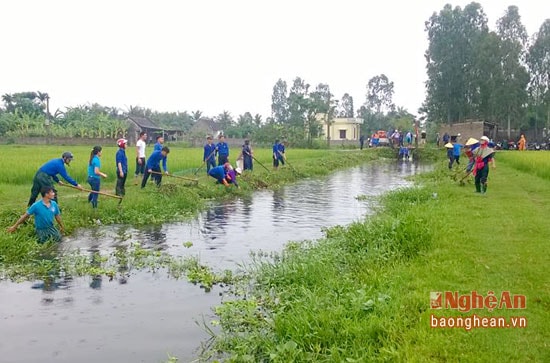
[271,188,285,226]
[200,202,237,249]
[141,225,167,250]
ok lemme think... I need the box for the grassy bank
[205,150,550,362]
[1,144,418,281]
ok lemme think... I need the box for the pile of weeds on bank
[203,186,439,362]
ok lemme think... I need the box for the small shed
[189,118,222,138]
[126,116,183,144]
[439,120,497,143]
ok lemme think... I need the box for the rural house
[126,116,184,144]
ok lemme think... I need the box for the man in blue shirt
[453,142,464,166]
[115,138,129,196]
[203,135,217,173]
[154,135,164,152]
[28,152,82,206]
[216,134,229,165]
[208,163,240,187]
[8,186,65,243]
[208,165,229,186]
[273,139,286,169]
[151,135,165,183]
[141,146,170,188]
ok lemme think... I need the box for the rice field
[496,150,550,181]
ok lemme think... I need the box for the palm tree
[216,110,233,132]
[191,110,203,122]
[253,113,263,126]
[2,93,14,112]
[36,91,50,125]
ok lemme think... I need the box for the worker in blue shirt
[216,134,229,165]
[453,142,463,166]
[154,135,164,152]
[208,163,240,187]
[115,138,129,196]
[203,135,217,173]
[28,151,82,206]
[8,186,65,243]
[151,135,165,183]
[87,146,108,209]
[273,139,286,169]
[208,165,229,186]
[141,146,170,188]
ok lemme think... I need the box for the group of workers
[6,134,289,244]
[203,134,241,187]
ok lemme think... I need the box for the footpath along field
[205,151,550,362]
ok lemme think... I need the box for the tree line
[423,3,549,139]
[0,72,412,147]
[2,3,546,144]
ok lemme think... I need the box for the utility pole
[414,118,419,149]
[326,113,331,148]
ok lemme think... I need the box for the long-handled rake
[150,170,199,184]
[60,183,124,204]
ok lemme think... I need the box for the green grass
[204,151,550,362]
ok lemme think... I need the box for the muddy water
[0,162,429,363]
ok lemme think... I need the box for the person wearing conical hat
[464,138,479,173]
[473,136,495,194]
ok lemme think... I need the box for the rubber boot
[475,181,481,193]
[481,184,487,194]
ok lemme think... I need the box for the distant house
[126,116,184,144]
[188,118,222,138]
[316,114,363,143]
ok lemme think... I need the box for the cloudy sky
[1,0,547,119]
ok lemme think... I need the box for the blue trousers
[87,177,100,208]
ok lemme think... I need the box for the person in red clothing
[473,136,496,194]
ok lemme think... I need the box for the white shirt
[136,139,146,158]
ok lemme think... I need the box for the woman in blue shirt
[87,146,107,208]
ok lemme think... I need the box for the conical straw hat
[474,146,495,159]
[444,142,453,148]
[465,138,479,146]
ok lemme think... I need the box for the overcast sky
[1,0,547,119]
